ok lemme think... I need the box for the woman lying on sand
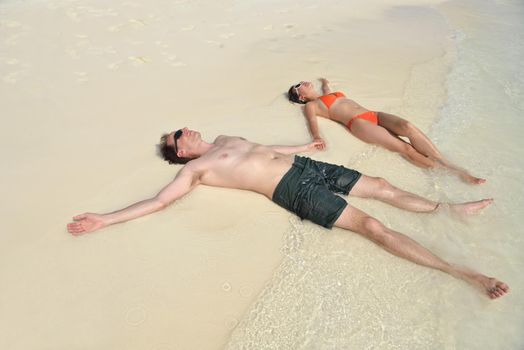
[288,78,484,184]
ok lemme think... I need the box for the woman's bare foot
[448,198,493,216]
[460,172,486,185]
[434,159,486,184]
[476,276,510,299]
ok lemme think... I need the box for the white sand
[2,0,512,349]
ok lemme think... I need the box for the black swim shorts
[272,156,362,228]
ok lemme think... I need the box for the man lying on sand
[67,128,508,299]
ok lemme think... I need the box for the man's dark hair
[158,133,194,165]
[288,85,306,104]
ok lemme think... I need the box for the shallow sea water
[225,0,524,349]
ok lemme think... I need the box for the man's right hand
[67,213,107,236]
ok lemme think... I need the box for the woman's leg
[377,112,443,159]
[376,112,485,184]
[333,204,509,299]
[349,119,437,168]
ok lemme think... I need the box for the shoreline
[225,1,524,348]
[225,5,458,349]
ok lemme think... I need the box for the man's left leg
[333,204,509,299]
[348,175,493,215]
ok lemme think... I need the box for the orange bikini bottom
[347,111,378,130]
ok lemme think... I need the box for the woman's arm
[67,167,200,235]
[303,102,326,150]
[319,77,331,94]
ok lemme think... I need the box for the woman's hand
[67,213,107,236]
[318,78,331,94]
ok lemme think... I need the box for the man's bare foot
[449,198,493,216]
[476,276,510,299]
[460,173,486,185]
[450,266,509,299]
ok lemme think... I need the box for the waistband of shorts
[292,155,309,168]
[272,156,306,202]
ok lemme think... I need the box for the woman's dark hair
[288,84,306,104]
[158,133,194,165]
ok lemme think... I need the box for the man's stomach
[201,154,295,199]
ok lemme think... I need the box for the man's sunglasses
[173,129,183,152]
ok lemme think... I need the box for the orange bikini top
[319,92,346,109]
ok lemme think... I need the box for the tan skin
[67,128,508,298]
[294,78,485,184]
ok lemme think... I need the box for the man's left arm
[269,140,324,154]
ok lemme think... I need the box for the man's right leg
[348,175,493,215]
[333,204,509,299]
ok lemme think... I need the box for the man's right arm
[67,166,200,236]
